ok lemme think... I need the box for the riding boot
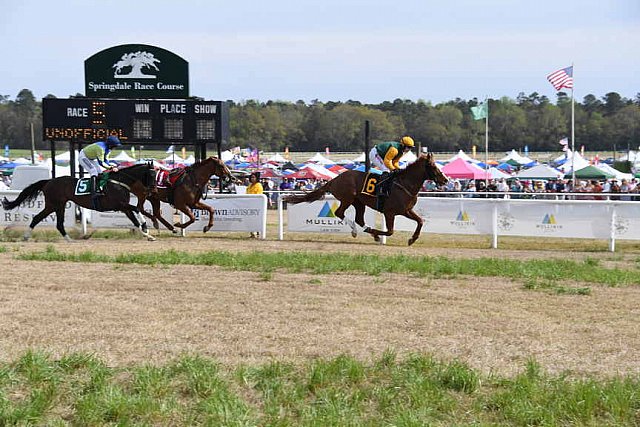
[90,176,101,210]
[91,176,104,196]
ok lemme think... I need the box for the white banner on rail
[287,197,376,233]
[185,194,267,232]
[609,204,640,240]
[398,198,494,235]
[88,196,174,229]
[0,190,75,228]
[393,198,640,240]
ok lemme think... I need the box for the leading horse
[141,156,237,233]
[283,153,448,245]
[2,162,157,241]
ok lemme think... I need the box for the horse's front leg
[151,197,176,233]
[364,212,396,244]
[174,203,197,229]
[193,201,215,233]
[403,209,423,246]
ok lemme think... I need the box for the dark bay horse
[283,153,448,245]
[2,163,157,241]
[142,156,236,233]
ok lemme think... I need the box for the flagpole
[571,63,575,187]
[484,97,489,189]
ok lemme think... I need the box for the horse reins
[107,166,155,193]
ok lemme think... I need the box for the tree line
[1,89,639,153]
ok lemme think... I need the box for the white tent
[13,157,33,165]
[516,164,563,180]
[44,159,72,176]
[596,163,634,181]
[221,150,234,162]
[446,150,479,164]
[557,151,590,172]
[267,153,288,163]
[307,153,334,165]
[163,153,180,162]
[54,151,80,162]
[488,167,512,179]
[181,154,196,165]
[111,151,135,162]
[618,151,640,163]
[500,149,534,165]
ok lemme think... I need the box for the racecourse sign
[85,44,189,98]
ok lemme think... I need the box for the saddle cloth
[156,168,186,189]
[360,172,380,196]
[74,174,109,196]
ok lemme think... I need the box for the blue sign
[3,145,8,157]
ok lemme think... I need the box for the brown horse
[2,163,157,241]
[283,153,448,245]
[141,156,236,233]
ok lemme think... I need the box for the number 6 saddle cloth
[361,172,381,196]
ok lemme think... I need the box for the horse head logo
[113,51,160,79]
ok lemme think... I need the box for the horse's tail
[1,180,48,211]
[282,181,331,204]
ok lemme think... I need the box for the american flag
[547,66,574,91]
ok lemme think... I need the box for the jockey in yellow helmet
[369,136,414,172]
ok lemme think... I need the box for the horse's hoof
[408,238,416,246]
[171,229,178,234]
[351,231,357,238]
[373,235,380,242]
[147,235,156,242]
[203,226,210,233]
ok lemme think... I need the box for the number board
[42,98,228,143]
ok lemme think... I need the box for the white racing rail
[3,189,640,251]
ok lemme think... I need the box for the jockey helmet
[106,135,122,147]
[400,136,414,147]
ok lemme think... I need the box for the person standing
[78,135,122,200]
[246,172,263,238]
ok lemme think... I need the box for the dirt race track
[1,235,639,377]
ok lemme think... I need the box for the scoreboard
[42,98,228,143]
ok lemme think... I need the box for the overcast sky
[1,0,638,104]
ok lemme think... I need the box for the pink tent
[441,158,491,179]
